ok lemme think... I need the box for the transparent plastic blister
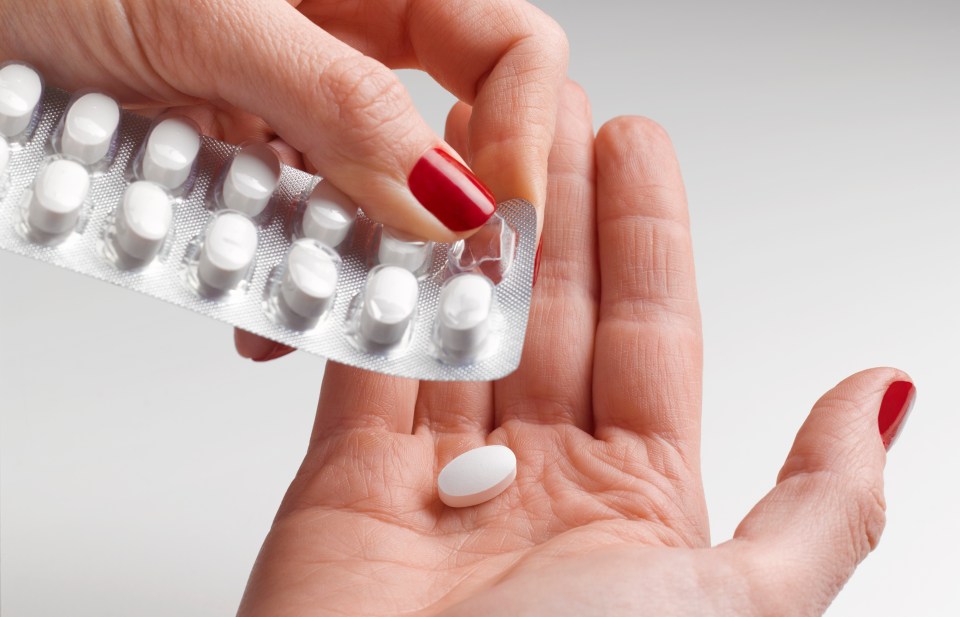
[0,63,537,381]
[0,139,9,199]
[50,90,121,172]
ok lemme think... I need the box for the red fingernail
[407,148,496,231]
[878,380,916,450]
[532,237,543,286]
[253,341,295,362]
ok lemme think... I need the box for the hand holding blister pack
[0,62,537,381]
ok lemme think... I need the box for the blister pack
[0,62,537,381]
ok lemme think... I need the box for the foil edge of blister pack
[0,86,536,382]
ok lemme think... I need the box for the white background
[2,1,958,614]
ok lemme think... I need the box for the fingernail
[256,342,295,362]
[240,337,292,362]
[878,380,916,450]
[408,148,496,231]
[532,237,543,286]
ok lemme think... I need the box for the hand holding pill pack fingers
[0,62,538,382]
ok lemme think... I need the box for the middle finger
[495,81,599,431]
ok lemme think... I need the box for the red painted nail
[532,237,543,286]
[878,380,916,450]
[252,341,295,362]
[407,148,496,231]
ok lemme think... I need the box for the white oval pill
[0,138,9,174]
[221,143,280,217]
[115,181,172,262]
[302,180,358,247]
[438,445,517,508]
[280,241,340,320]
[197,212,258,292]
[27,158,90,236]
[142,117,201,190]
[378,227,432,272]
[359,265,419,346]
[60,92,120,166]
[438,274,494,354]
[0,63,42,138]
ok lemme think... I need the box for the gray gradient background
[1,0,958,614]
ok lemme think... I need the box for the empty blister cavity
[217,143,280,219]
[113,181,172,264]
[24,158,90,241]
[376,226,434,274]
[0,62,43,141]
[300,179,358,247]
[447,213,516,284]
[196,211,258,294]
[0,67,539,381]
[58,92,121,167]
[272,239,341,326]
[358,265,419,347]
[139,117,201,192]
[435,273,495,362]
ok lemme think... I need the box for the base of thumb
[725,368,915,616]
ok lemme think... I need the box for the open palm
[238,84,910,617]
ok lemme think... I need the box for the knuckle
[513,5,568,62]
[319,56,414,141]
[850,481,887,556]
[735,544,820,617]
[598,116,674,159]
[541,16,570,61]
[561,79,589,109]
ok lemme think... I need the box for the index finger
[406,0,569,217]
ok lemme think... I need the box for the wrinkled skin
[237,84,908,616]
[1,0,567,240]
[1,4,908,614]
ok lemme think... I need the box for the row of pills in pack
[0,62,536,378]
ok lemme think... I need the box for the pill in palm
[27,158,89,236]
[0,63,42,138]
[115,181,172,262]
[438,445,517,508]
[141,117,201,190]
[221,143,280,217]
[302,180,358,248]
[197,212,258,292]
[60,92,120,165]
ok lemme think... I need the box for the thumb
[140,1,495,242]
[728,368,916,616]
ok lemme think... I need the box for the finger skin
[313,362,419,436]
[730,368,914,616]
[408,0,568,211]
[2,1,493,241]
[444,101,473,161]
[169,0,479,241]
[495,80,598,431]
[592,117,703,447]
[297,0,569,212]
